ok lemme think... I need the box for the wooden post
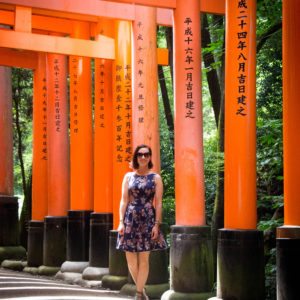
[0,67,13,196]
[67,21,93,262]
[132,5,160,172]
[277,2,300,299]
[0,67,24,258]
[90,19,114,268]
[69,21,93,212]
[102,20,132,290]
[41,52,70,271]
[112,20,132,231]
[216,1,265,299]
[27,53,48,267]
[174,0,205,227]
[224,0,257,229]
[47,53,69,218]
[32,53,48,221]
[163,1,214,298]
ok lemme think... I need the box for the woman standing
[116,144,167,300]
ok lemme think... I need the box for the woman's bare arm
[117,173,130,234]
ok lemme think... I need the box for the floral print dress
[116,172,167,252]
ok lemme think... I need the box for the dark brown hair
[132,144,153,170]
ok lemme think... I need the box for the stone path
[0,268,132,300]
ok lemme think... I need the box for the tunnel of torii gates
[0,0,299,299]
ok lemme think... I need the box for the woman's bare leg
[136,251,150,293]
[125,252,138,284]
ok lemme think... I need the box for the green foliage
[256,4,283,297]
[257,0,282,37]
[12,68,33,196]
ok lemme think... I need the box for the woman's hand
[117,222,125,235]
[151,224,159,240]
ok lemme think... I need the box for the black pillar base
[121,248,170,298]
[277,226,300,300]
[27,220,44,267]
[217,229,265,300]
[101,230,128,290]
[162,226,214,299]
[67,210,92,261]
[0,195,19,246]
[43,216,67,267]
[89,212,112,267]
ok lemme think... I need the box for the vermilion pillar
[0,67,24,259]
[68,21,93,262]
[32,53,48,222]
[130,7,169,298]
[132,6,160,172]
[0,66,13,196]
[277,1,300,299]
[174,0,205,227]
[89,20,114,269]
[281,1,300,227]
[102,20,132,290]
[41,53,69,270]
[69,22,93,212]
[163,1,214,298]
[112,21,132,231]
[47,54,69,217]
[216,1,264,299]
[224,0,257,229]
[27,53,48,268]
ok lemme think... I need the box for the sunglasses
[137,152,150,158]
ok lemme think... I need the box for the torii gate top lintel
[101,0,225,14]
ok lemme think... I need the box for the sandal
[134,291,143,300]
[143,288,149,300]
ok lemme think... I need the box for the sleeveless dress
[116,172,167,252]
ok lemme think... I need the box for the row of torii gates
[0,0,299,299]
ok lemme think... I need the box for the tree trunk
[158,65,174,152]
[13,76,32,248]
[202,14,225,277]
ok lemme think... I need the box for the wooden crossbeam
[0,0,173,25]
[100,0,225,14]
[0,30,168,64]
[0,29,115,59]
[0,47,37,68]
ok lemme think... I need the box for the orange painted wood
[32,14,73,34]
[47,53,70,216]
[0,9,14,25]
[94,20,114,214]
[132,6,161,172]
[0,0,173,25]
[112,20,132,229]
[224,0,257,229]
[157,48,168,66]
[32,53,48,220]
[14,6,31,32]
[282,0,300,226]
[0,30,115,59]
[69,21,93,211]
[174,0,205,226]
[0,67,13,196]
[101,0,225,14]
[201,0,225,14]
[0,48,37,69]
[103,0,176,9]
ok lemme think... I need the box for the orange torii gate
[0,0,260,299]
[0,0,170,281]
[1,0,299,299]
